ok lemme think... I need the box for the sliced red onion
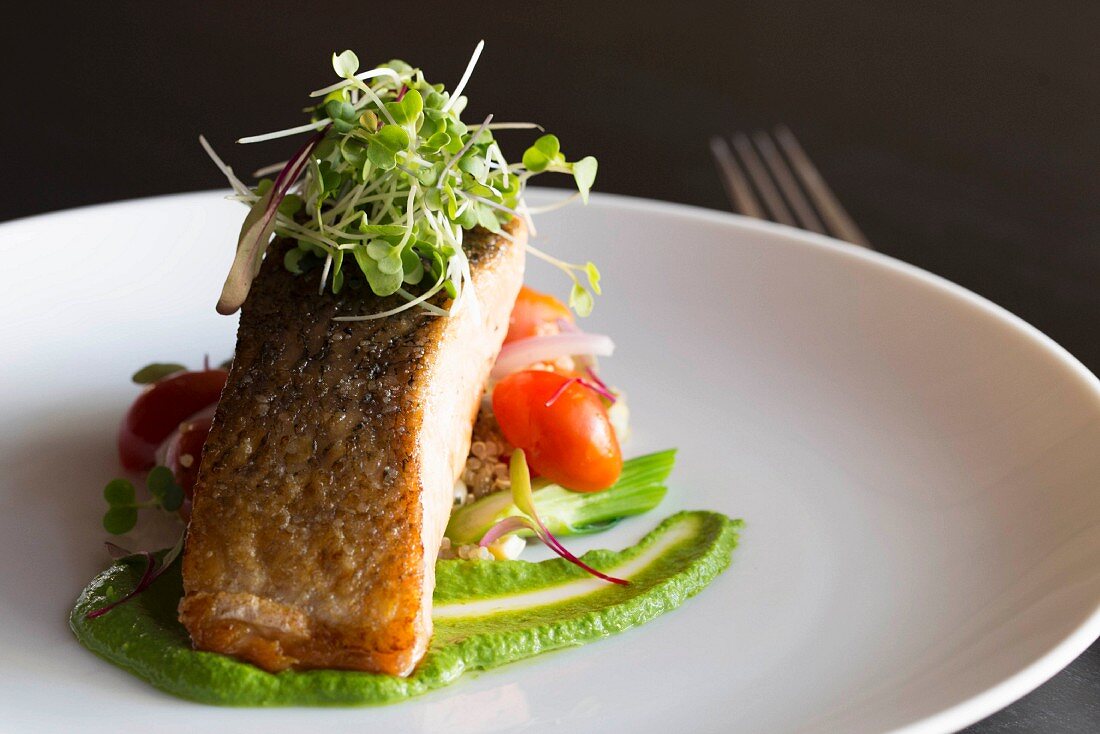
[558,318,602,372]
[491,333,614,380]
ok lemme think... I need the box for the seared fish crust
[180,220,525,675]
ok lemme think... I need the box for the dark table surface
[7,2,1098,730]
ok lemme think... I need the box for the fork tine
[709,136,764,219]
[731,133,796,227]
[751,131,826,235]
[774,125,872,248]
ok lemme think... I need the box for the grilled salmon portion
[179,219,525,676]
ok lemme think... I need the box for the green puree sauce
[69,511,741,706]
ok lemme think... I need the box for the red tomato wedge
[117,369,227,471]
[492,370,622,492]
[505,286,574,344]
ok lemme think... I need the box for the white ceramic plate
[2,190,1099,734]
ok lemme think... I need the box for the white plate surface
[2,190,1099,734]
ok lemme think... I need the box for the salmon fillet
[179,219,525,675]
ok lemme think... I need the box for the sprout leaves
[208,45,602,319]
[101,466,184,535]
[130,363,186,384]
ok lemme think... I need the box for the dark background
[7,2,1098,730]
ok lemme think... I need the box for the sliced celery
[446,449,675,545]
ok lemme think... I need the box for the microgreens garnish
[102,466,184,535]
[480,449,629,585]
[85,533,185,619]
[203,42,600,319]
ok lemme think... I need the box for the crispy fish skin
[179,220,525,676]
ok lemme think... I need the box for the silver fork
[710,126,872,248]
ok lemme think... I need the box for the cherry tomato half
[165,413,214,522]
[166,415,213,499]
[492,370,622,492]
[117,369,227,471]
[505,286,574,344]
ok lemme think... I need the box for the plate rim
[5,188,1100,734]
[583,191,1100,734]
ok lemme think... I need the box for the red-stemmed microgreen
[85,532,186,619]
[584,367,617,403]
[214,127,328,314]
[544,376,617,408]
[201,42,601,320]
[479,450,629,585]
